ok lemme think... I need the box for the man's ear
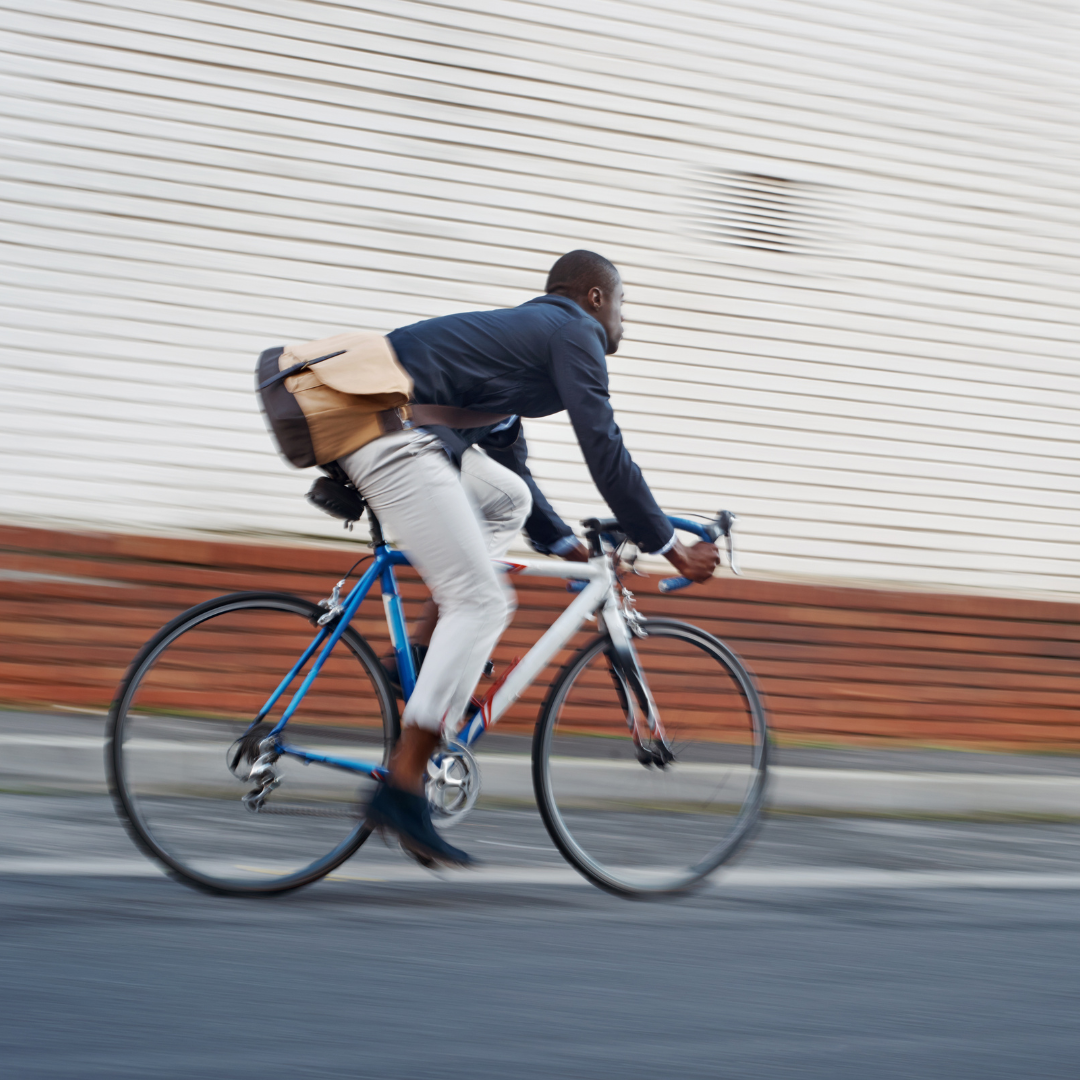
[588,285,604,311]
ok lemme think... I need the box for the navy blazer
[387,295,674,553]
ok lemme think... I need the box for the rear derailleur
[227,722,281,812]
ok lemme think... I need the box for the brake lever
[716,510,741,576]
[657,511,741,592]
[622,547,648,578]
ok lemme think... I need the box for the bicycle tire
[532,618,768,897]
[107,591,399,895]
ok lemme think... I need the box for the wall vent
[689,169,837,255]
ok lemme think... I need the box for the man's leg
[391,444,531,658]
[339,431,518,862]
[458,446,533,561]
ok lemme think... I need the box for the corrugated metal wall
[2,0,1078,596]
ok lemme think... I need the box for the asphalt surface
[3,790,1080,1079]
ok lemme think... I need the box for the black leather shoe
[365,783,474,868]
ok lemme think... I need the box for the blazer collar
[524,294,609,351]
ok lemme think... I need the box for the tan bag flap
[280,331,413,401]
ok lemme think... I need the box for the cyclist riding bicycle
[344,250,720,865]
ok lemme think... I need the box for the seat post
[367,509,385,547]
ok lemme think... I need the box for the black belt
[376,404,511,434]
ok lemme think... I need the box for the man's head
[545,250,624,354]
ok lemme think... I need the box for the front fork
[599,596,674,768]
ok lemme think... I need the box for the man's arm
[546,320,718,582]
[547,322,675,554]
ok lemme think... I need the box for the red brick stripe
[3,524,1080,749]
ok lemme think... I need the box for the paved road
[3,792,1080,1079]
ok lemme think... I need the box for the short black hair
[545,250,620,297]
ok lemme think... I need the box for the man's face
[595,278,624,354]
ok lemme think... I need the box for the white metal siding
[1,0,1078,596]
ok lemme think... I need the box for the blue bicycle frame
[244,514,718,783]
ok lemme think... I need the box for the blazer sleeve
[547,321,674,554]
[480,430,578,554]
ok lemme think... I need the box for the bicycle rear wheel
[532,618,768,896]
[107,592,397,895]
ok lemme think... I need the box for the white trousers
[339,430,531,733]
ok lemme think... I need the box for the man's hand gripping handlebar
[658,511,740,593]
[572,512,737,594]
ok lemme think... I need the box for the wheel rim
[110,596,395,893]
[537,620,767,895]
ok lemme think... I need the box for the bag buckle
[396,405,414,430]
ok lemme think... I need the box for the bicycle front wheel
[107,592,398,895]
[532,618,768,896]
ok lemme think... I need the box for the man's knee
[462,450,532,533]
[495,469,531,532]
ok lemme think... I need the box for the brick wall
[3,524,1080,749]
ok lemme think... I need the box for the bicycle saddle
[307,463,366,528]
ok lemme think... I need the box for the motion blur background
[2,0,1079,743]
[4,5,1080,1079]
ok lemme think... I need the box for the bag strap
[256,349,346,391]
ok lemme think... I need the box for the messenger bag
[256,331,509,468]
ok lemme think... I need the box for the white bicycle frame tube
[454,555,617,744]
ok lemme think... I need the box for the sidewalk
[7,709,1080,817]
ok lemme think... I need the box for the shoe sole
[366,813,474,869]
[399,836,474,869]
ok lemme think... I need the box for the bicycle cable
[340,553,374,581]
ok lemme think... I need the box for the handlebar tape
[658,576,693,593]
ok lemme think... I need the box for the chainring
[425,739,481,826]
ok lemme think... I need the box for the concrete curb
[5,736,1080,817]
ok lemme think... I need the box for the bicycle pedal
[482,659,495,678]
[634,745,654,769]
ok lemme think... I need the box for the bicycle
[107,508,768,898]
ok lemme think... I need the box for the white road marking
[4,858,1080,890]
[0,734,106,748]
[0,858,166,876]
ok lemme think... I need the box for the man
[341,250,719,865]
